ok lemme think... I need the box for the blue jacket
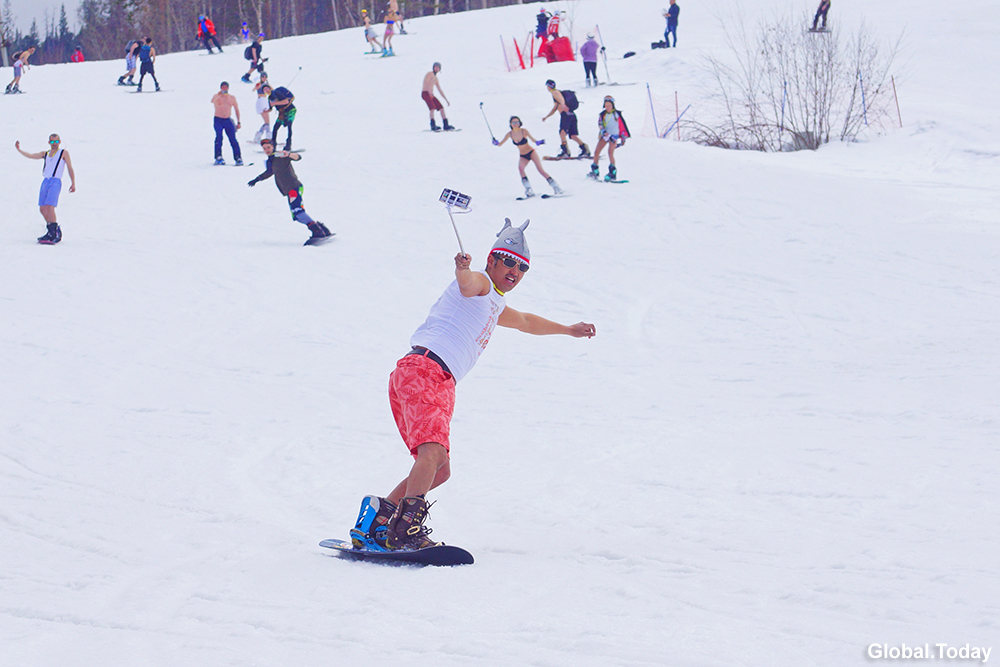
[667,4,680,28]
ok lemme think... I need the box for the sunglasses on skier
[493,253,529,273]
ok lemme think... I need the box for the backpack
[244,45,253,60]
[561,90,579,112]
[125,40,139,55]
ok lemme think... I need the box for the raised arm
[455,253,491,297]
[14,141,45,159]
[498,306,596,338]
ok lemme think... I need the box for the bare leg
[531,153,551,180]
[387,442,450,504]
[608,141,617,166]
[40,205,57,224]
[518,156,530,178]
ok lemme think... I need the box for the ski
[544,155,597,161]
[516,194,536,201]
[540,193,570,199]
[423,129,462,133]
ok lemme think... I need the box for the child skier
[246,139,332,245]
[589,96,630,182]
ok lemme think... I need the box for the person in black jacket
[241,34,266,83]
[247,138,332,245]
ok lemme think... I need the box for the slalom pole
[675,91,680,139]
[596,24,612,83]
[513,37,525,70]
[660,105,691,139]
[779,80,787,148]
[479,102,497,142]
[500,35,511,72]
[647,83,659,138]
[891,75,902,127]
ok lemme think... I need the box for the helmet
[587,32,595,39]
[362,8,367,12]
[545,79,556,89]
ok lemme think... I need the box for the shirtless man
[5,47,34,94]
[542,79,589,158]
[211,81,243,166]
[421,62,453,131]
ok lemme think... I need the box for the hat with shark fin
[491,218,530,265]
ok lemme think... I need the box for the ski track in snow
[2,0,999,664]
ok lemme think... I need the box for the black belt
[407,346,452,376]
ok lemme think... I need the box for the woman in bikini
[494,116,562,198]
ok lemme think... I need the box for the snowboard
[516,193,536,201]
[304,233,336,246]
[543,155,595,161]
[424,128,461,133]
[807,27,831,33]
[588,175,629,184]
[319,538,474,566]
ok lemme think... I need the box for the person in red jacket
[70,46,85,63]
[197,15,223,54]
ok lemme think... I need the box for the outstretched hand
[567,322,597,338]
[455,252,472,270]
[492,138,499,146]
[536,139,546,145]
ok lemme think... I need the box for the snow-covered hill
[2,1,997,665]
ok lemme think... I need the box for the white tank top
[43,150,66,179]
[410,271,507,383]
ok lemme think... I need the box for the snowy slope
[1,1,998,665]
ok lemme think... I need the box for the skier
[493,116,562,198]
[212,81,243,166]
[383,7,400,56]
[241,33,266,83]
[118,39,141,86]
[580,33,600,87]
[811,0,831,31]
[421,62,453,131]
[5,47,34,94]
[349,220,596,552]
[135,37,160,92]
[240,22,252,43]
[535,7,550,40]
[197,15,223,54]
[70,46,85,63]
[15,134,77,245]
[246,138,332,245]
[253,80,272,143]
[663,0,680,47]
[542,79,589,158]
[268,85,296,151]
[589,96,630,182]
[362,10,383,53]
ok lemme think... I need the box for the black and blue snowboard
[319,538,474,566]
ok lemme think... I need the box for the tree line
[1,0,533,64]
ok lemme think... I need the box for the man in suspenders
[15,133,77,244]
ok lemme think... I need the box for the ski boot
[556,143,571,159]
[127,77,134,86]
[305,221,333,245]
[350,495,398,551]
[4,83,11,94]
[588,163,600,180]
[605,164,618,182]
[386,497,440,551]
[234,157,244,166]
[37,223,61,245]
[578,143,591,158]
[241,74,251,83]
[521,177,535,198]
[442,119,455,131]
[430,119,440,132]
[214,156,225,165]
[547,177,564,195]
[155,83,160,92]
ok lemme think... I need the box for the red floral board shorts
[388,354,456,458]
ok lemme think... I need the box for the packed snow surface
[2,1,997,665]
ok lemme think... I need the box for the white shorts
[255,97,270,114]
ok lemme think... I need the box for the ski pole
[596,25,612,83]
[479,102,496,142]
[287,66,302,85]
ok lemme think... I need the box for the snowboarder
[5,47,34,94]
[589,96,630,182]
[422,62,453,131]
[253,81,272,143]
[246,138,332,245]
[383,7,400,56]
[118,39,141,86]
[241,33,266,83]
[663,0,680,47]
[136,37,160,92]
[581,33,600,87]
[362,10,383,53]
[197,15,223,54]
[349,220,595,552]
[493,116,562,198]
[212,81,243,166]
[811,0,831,31]
[268,85,296,151]
[15,134,77,244]
[542,79,589,158]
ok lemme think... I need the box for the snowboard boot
[234,157,244,166]
[155,82,160,92]
[350,495,398,551]
[241,74,251,83]
[578,143,591,158]
[588,163,600,179]
[214,157,225,165]
[606,164,618,182]
[442,119,455,131]
[136,84,142,92]
[521,177,535,198]
[556,143,571,159]
[117,75,126,85]
[386,497,440,551]
[127,76,134,85]
[306,221,331,240]
[547,177,563,195]
[37,223,61,245]
[430,118,439,131]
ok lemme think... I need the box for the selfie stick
[439,188,472,256]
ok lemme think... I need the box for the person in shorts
[421,62,453,131]
[118,40,141,86]
[15,133,77,244]
[542,79,589,158]
[348,219,596,552]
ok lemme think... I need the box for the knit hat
[491,218,530,264]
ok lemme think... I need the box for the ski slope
[1,1,998,665]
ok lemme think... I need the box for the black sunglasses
[494,254,529,273]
